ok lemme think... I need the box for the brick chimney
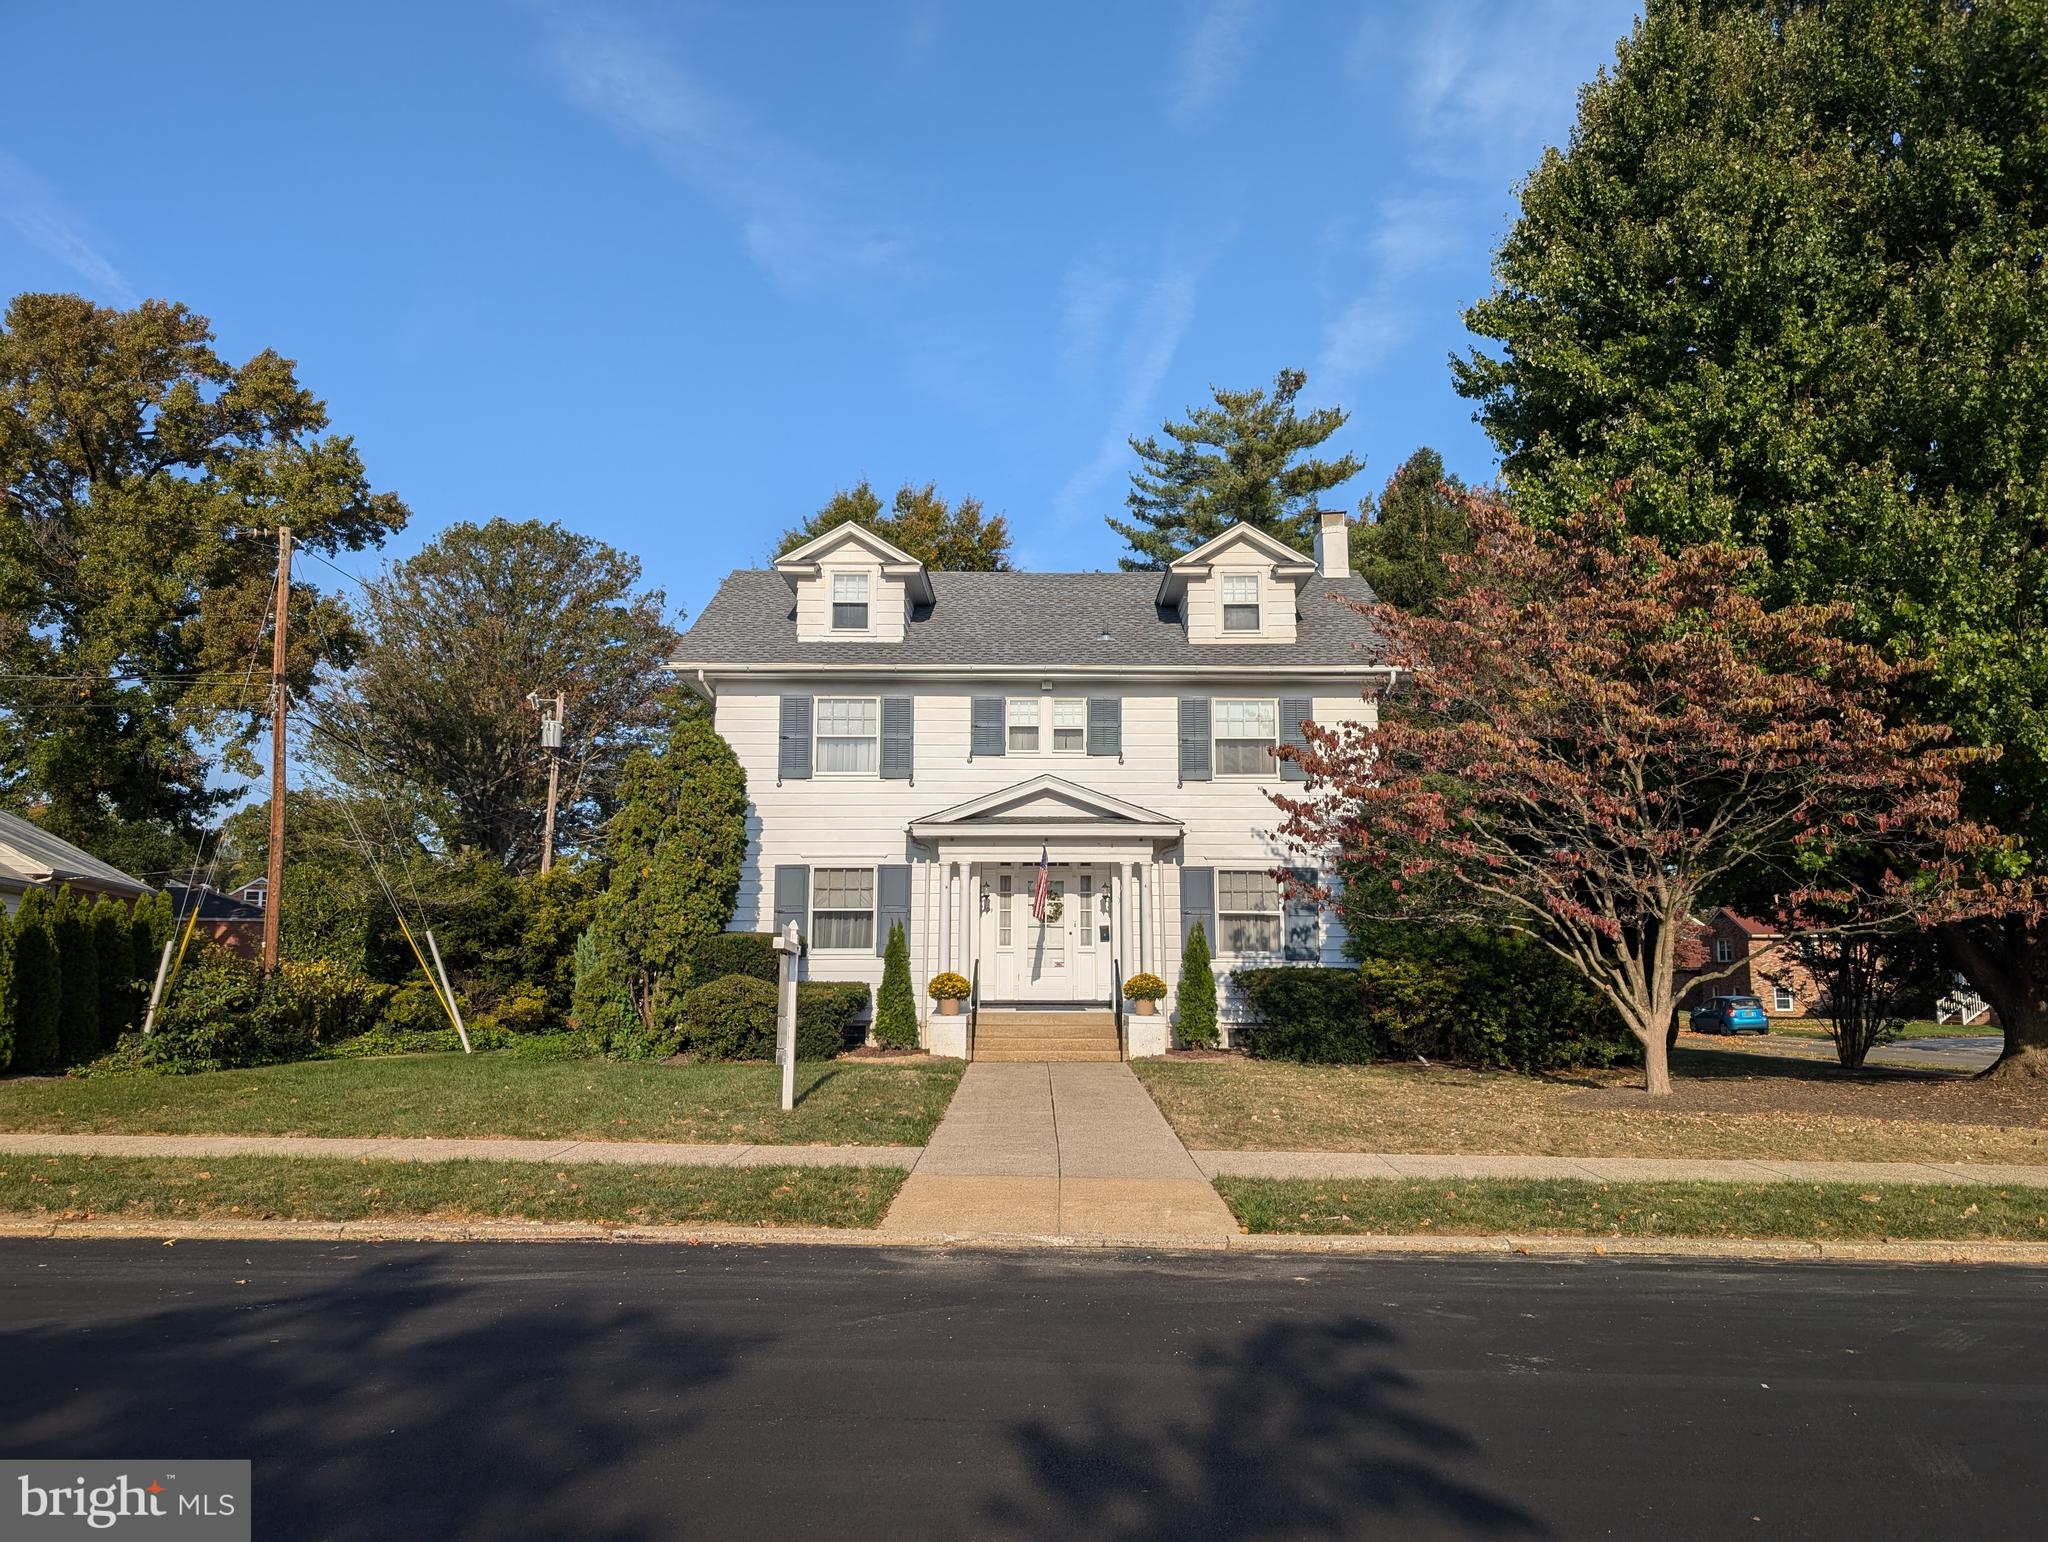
[1313,509,1350,578]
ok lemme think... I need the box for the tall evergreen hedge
[10,889,62,1073]
[91,897,131,1045]
[53,887,101,1067]
[0,903,15,1071]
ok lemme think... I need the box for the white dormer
[1154,523,1317,644]
[774,522,934,643]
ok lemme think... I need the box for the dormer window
[1222,574,1261,632]
[832,572,870,631]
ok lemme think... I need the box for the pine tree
[1352,449,1472,612]
[10,889,62,1073]
[53,887,100,1066]
[0,903,15,1071]
[570,919,642,1055]
[1178,920,1218,1049]
[874,921,917,1049]
[1108,369,1361,570]
[91,897,131,1045]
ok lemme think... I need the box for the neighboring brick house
[1695,908,1826,1017]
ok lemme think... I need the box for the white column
[964,866,982,996]
[1147,861,1163,976]
[942,861,957,974]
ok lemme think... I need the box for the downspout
[696,668,716,700]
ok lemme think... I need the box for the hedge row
[1233,949,1637,1074]
[0,887,174,1074]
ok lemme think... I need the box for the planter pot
[936,998,963,1015]
[1129,998,1157,1016]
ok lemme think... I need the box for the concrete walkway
[1195,1151,2048,1185]
[0,1133,916,1168]
[878,1062,1240,1239]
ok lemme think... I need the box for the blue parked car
[1689,995,1770,1035]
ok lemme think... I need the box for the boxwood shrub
[677,974,778,1060]
[796,980,871,1059]
[689,931,780,986]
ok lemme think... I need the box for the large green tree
[777,479,1011,570]
[316,518,678,871]
[1109,368,1361,569]
[0,293,407,849]
[583,698,749,1034]
[1351,448,1472,612]
[1453,0,2048,1072]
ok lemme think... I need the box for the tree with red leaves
[1277,494,1990,1096]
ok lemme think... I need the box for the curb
[5,1215,2048,1265]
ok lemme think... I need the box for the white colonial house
[667,513,1389,1058]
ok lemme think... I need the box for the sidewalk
[877,1062,1239,1239]
[7,1129,2046,1190]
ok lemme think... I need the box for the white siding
[1182,548,1299,645]
[715,679,1378,1020]
[791,555,908,643]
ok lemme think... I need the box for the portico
[905,775,1183,1055]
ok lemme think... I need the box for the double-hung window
[1772,986,1795,1013]
[1712,937,1735,965]
[1222,574,1261,632]
[1218,870,1283,954]
[1214,698,1278,776]
[831,572,870,631]
[815,697,879,774]
[1052,697,1086,753]
[812,868,875,950]
[1007,697,1039,753]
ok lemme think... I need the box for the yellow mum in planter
[927,972,972,1000]
[1122,973,1167,1001]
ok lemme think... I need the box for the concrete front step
[973,1047,1124,1062]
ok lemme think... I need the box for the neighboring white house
[0,811,153,916]
[667,515,1389,1056]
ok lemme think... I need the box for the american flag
[1032,843,1051,922]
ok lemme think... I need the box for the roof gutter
[669,660,1400,686]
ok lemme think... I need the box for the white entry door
[980,863,1109,1003]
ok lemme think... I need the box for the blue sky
[2,0,1639,623]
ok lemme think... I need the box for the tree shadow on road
[0,1243,757,1541]
[984,1312,1545,1539]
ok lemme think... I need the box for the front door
[980,863,1108,1003]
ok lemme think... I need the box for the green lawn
[0,1153,904,1228]
[0,1054,961,1146]
[1217,1177,2048,1242]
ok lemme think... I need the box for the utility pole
[261,526,292,974]
[533,690,565,874]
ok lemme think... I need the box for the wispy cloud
[0,152,133,301]
[1054,266,1199,525]
[1379,0,1624,174]
[536,11,912,290]
[1166,0,1266,126]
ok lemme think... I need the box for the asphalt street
[2,1240,2043,1540]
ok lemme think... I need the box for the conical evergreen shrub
[0,904,16,1072]
[53,887,100,1067]
[1178,920,1218,1049]
[92,897,131,1045]
[874,921,917,1049]
[10,889,62,1073]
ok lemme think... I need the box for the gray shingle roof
[671,570,1389,671]
[0,810,151,899]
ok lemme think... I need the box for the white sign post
[772,920,800,1112]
